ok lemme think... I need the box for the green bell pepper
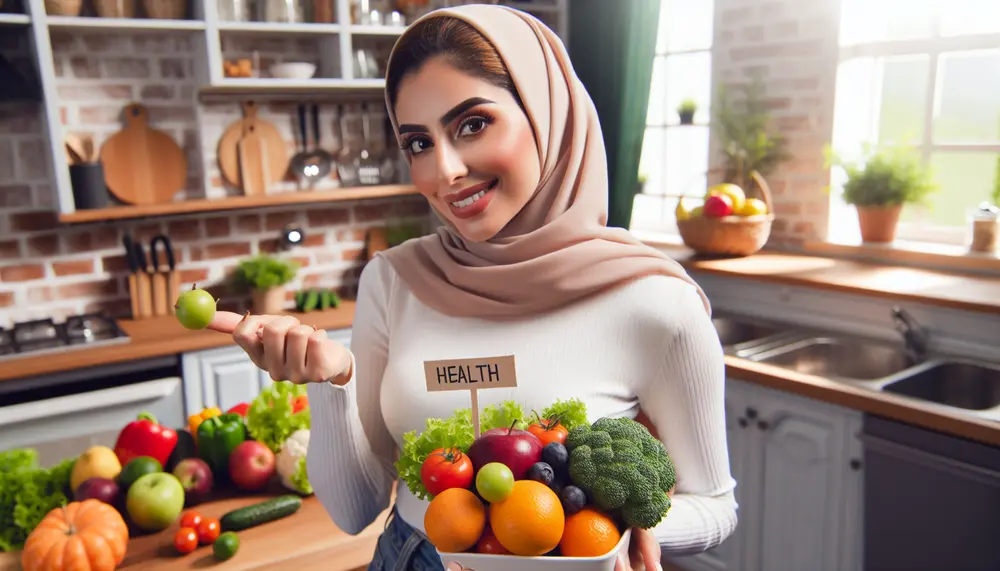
[197,413,247,478]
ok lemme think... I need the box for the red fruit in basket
[421,447,474,497]
[467,422,543,481]
[703,194,734,218]
[476,524,511,555]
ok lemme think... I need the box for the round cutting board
[100,103,187,205]
[218,101,289,191]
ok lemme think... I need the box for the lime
[175,286,217,330]
[475,462,515,503]
[118,456,162,489]
[213,531,240,561]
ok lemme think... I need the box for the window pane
[901,152,1000,227]
[940,0,1000,37]
[878,55,929,144]
[631,193,670,231]
[647,56,666,126]
[839,0,936,45]
[933,49,1000,145]
[663,52,712,126]
[639,127,666,196]
[665,126,710,198]
[660,0,713,53]
[832,58,879,154]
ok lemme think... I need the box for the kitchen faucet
[891,306,929,362]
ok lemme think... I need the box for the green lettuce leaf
[247,381,311,453]
[539,398,589,430]
[0,450,74,552]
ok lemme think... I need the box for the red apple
[228,440,276,491]
[173,458,214,505]
[703,194,734,218]
[75,477,121,506]
[467,424,543,481]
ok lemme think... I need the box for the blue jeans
[368,506,446,571]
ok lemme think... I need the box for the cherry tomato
[420,447,474,496]
[475,526,510,555]
[179,510,203,529]
[528,418,569,446]
[292,394,309,413]
[174,527,199,554]
[197,518,221,545]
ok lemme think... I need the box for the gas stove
[0,313,130,361]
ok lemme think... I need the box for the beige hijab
[378,4,710,320]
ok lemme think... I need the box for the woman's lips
[446,179,497,220]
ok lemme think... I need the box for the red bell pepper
[113,411,178,468]
[227,402,250,417]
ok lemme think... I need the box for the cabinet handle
[746,407,758,419]
[757,419,770,431]
[738,418,748,428]
[850,459,862,471]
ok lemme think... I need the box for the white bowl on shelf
[437,529,631,571]
[269,62,316,79]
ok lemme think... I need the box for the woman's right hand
[208,311,353,385]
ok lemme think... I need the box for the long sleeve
[306,255,399,535]
[637,282,739,556]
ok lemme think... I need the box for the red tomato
[292,394,309,414]
[420,447,474,496]
[476,526,510,555]
[179,510,203,530]
[174,527,199,554]
[528,418,569,446]
[197,518,221,545]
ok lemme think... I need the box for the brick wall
[0,30,428,328]
[710,0,842,245]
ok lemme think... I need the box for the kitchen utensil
[289,104,332,188]
[335,105,359,187]
[218,101,287,191]
[308,103,333,181]
[100,103,187,205]
[131,240,153,319]
[356,103,382,185]
[149,234,178,316]
[238,111,269,196]
[269,62,316,79]
[122,233,140,319]
[65,134,87,164]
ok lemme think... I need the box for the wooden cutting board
[218,102,288,193]
[100,103,187,205]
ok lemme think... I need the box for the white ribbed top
[305,255,738,557]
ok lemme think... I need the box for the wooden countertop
[673,251,1000,317]
[0,302,357,383]
[0,493,387,571]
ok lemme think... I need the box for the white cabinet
[180,327,352,416]
[669,378,863,571]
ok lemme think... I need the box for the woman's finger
[260,315,300,379]
[283,324,315,382]
[233,314,272,368]
[637,528,662,571]
[206,310,244,334]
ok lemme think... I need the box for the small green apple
[126,472,186,531]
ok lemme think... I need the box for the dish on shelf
[269,62,316,79]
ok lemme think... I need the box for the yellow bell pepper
[189,407,222,441]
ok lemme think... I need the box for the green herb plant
[233,255,299,291]
[826,142,938,208]
[712,73,790,191]
[677,98,697,115]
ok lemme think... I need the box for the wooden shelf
[349,24,408,36]
[198,78,386,101]
[0,13,29,25]
[46,16,205,31]
[217,21,342,34]
[58,184,420,223]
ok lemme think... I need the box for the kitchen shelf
[46,16,206,31]
[58,184,420,223]
[349,24,408,36]
[216,21,342,34]
[0,13,29,25]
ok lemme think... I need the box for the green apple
[126,472,186,531]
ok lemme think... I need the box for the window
[829,0,1000,246]
[630,0,715,234]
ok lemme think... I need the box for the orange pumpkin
[22,499,129,571]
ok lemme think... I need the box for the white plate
[437,528,631,571]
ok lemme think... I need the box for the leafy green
[291,456,313,495]
[538,398,589,431]
[0,449,76,552]
[233,255,299,290]
[480,400,528,431]
[247,381,311,454]
[826,142,938,208]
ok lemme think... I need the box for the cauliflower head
[276,428,313,495]
[565,417,676,529]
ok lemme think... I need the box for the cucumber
[294,290,306,311]
[319,289,332,310]
[220,495,303,532]
[302,289,319,312]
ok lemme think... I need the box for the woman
[209,4,737,571]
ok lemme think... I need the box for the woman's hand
[207,310,353,385]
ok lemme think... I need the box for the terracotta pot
[252,286,287,315]
[856,204,903,243]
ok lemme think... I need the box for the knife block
[128,267,180,319]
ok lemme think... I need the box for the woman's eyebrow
[397,97,496,134]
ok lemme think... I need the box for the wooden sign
[424,355,518,438]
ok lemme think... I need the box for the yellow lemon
[675,201,690,221]
[738,198,769,216]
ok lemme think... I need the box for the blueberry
[525,461,555,486]
[560,485,587,515]
[541,442,568,471]
[549,479,565,497]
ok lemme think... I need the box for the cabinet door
[182,345,267,415]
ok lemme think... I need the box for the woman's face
[393,57,540,242]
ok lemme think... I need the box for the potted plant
[677,98,697,125]
[713,75,790,194]
[827,142,938,243]
[233,255,300,314]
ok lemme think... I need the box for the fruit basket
[438,529,632,571]
[676,169,775,257]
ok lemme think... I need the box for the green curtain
[569,0,661,229]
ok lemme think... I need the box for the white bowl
[269,62,316,79]
[437,528,631,571]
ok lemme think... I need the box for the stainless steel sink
[747,335,920,384]
[711,315,797,356]
[881,360,1000,412]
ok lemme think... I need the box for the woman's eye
[457,117,488,137]
[406,138,431,155]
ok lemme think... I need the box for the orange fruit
[489,480,565,556]
[423,487,487,553]
[559,507,622,557]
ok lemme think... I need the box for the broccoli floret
[565,417,677,529]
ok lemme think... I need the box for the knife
[149,234,177,316]
[123,233,140,319]
[132,240,153,319]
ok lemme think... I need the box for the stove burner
[2,312,129,360]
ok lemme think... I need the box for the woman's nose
[435,144,468,185]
